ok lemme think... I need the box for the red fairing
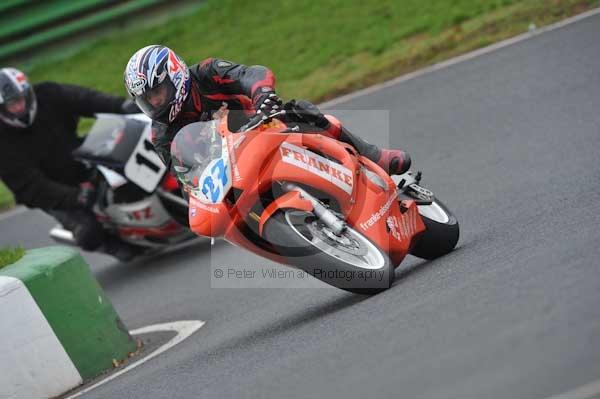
[182,111,425,269]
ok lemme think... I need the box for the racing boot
[323,115,412,175]
[375,147,412,176]
[336,124,411,175]
[286,100,412,175]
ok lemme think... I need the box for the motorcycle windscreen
[171,120,232,204]
[72,114,145,168]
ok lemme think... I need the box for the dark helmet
[123,45,190,124]
[0,68,37,128]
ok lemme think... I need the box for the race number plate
[124,125,167,193]
[196,156,233,204]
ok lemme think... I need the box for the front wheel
[410,198,459,260]
[262,210,395,295]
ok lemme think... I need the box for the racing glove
[253,87,282,120]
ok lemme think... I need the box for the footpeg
[405,183,434,204]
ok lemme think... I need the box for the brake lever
[239,110,287,133]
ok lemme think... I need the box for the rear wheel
[263,210,395,294]
[410,198,459,260]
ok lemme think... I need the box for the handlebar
[238,109,287,133]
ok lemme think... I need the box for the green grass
[0,246,24,269]
[1,0,598,211]
[22,0,599,100]
[0,181,14,211]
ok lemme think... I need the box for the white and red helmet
[0,68,37,128]
[124,45,190,124]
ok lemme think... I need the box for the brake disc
[306,220,367,256]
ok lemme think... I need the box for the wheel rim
[284,210,385,270]
[417,200,450,224]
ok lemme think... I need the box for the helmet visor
[0,85,35,127]
[134,78,176,119]
[5,96,27,117]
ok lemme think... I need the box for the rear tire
[410,198,459,260]
[263,210,395,295]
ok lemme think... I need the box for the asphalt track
[2,11,600,399]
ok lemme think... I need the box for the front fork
[281,182,347,235]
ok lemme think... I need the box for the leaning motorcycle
[172,110,459,294]
[50,113,195,253]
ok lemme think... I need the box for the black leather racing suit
[151,58,276,167]
[151,58,407,173]
[0,82,135,250]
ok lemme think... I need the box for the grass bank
[0,186,13,211]
[0,0,598,210]
[0,246,25,269]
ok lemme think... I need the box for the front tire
[263,210,395,295]
[410,198,459,260]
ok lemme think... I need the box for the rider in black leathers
[0,68,140,260]
[124,45,411,174]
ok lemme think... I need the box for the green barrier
[0,0,164,60]
[0,246,136,379]
[0,0,30,15]
[0,0,106,40]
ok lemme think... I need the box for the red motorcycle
[172,110,459,294]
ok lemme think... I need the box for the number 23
[201,159,228,203]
